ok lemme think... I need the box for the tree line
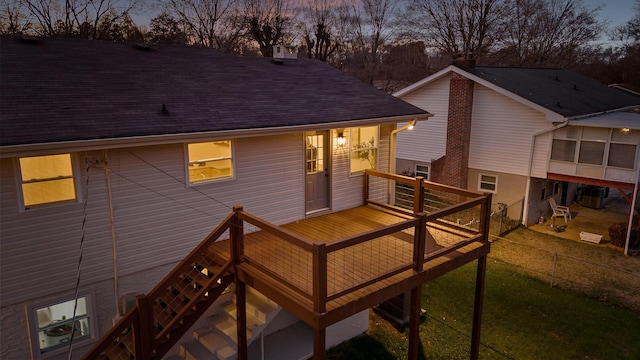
[1,0,639,92]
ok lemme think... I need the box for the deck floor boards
[205,205,487,326]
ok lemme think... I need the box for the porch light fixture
[336,129,346,147]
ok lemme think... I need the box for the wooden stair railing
[82,211,238,360]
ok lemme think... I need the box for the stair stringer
[161,283,236,359]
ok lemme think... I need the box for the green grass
[327,260,640,359]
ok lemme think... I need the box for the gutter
[0,114,430,158]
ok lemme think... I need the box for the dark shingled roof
[469,66,640,117]
[0,35,428,147]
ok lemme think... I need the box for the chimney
[273,45,298,59]
[431,72,475,189]
[452,52,475,69]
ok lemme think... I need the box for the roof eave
[0,113,432,158]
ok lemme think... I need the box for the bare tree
[297,0,348,62]
[22,0,140,39]
[241,0,294,57]
[0,0,33,34]
[343,0,402,84]
[407,0,508,62]
[161,0,238,48]
[500,0,603,67]
[147,11,188,44]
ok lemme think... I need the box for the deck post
[413,176,425,214]
[470,255,487,360]
[236,279,248,360]
[134,294,153,360]
[313,244,327,314]
[313,326,326,360]
[363,170,370,205]
[231,206,244,262]
[407,285,423,360]
[413,213,427,271]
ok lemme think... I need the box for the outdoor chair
[549,198,572,223]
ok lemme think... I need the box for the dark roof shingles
[0,36,427,147]
[470,67,640,117]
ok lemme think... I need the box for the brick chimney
[431,71,475,189]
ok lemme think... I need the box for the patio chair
[549,198,572,223]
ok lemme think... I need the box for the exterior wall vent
[273,45,298,59]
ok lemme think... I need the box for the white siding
[0,134,307,307]
[109,134,305,276]
[331,125,392,212]
[469,85,550,176]
[531,132,553,178]
[396,75,450,163]
[0,154,115,307]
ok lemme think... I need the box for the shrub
[609,222,628,247]
[609,222,640,249]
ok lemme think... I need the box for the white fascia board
[0,114,431,158]
[394,65,566,123]
[393,65,455,98]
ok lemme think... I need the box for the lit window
[19,154,77,208]
[187,141,233,184]
[415,164,430,180]
[29,296,94,357]
[350,126,378,174]
[478,173,497,193]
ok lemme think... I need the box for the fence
[489,198,524,237]
[489,235,640,311]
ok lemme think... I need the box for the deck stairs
[167,287,280,360]
[82,213,239,360]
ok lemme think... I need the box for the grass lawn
[326,260,640,359]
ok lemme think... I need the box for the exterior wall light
[337,130,346,147]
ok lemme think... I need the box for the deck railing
[235,170,491,314]
[85,171,491,359]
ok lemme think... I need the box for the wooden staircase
[173,287,280,360]
[83,213,238,360]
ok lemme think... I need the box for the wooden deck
[208,204,490,328]
[83,170,491,360]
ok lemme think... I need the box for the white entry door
[305,131,330,213]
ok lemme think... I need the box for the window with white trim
[415,164,430,180]
[187,141,234,184]
[28,295,95,358]
[551,126,579,162]
[18,154,78,208]
[551,126,638,170]
[478,173,497,193]
[608,128,638,169]
[578,127,607,165]
[350,126,378,174]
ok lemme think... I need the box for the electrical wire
[67,157,92,359]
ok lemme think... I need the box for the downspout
[389,119,417,203]
[523,120,568,225]
[104,150,121,320]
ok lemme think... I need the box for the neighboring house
[0,36,437,359]
[394,62,640,243]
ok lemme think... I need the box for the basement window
[18,154,78,209]
[415,164,430,180]
[27,295,95,358]
[350,126,378,174]
[478,173,497,193]
[187,140,234,184]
